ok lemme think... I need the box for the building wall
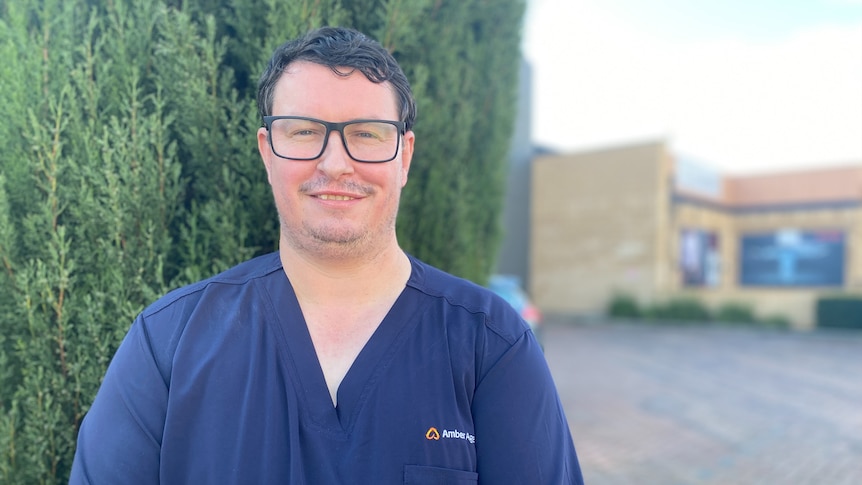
[672,201,862,328]
[531,140,862,329]
[726,166,862,205]
[530,140,670,313]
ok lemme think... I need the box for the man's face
[257,61,414,259]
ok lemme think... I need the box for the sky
[522,0,862,174]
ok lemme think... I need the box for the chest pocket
[404,465,478,484]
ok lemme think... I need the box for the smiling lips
[316,194,358,201]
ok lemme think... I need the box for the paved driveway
[543,319,862,485]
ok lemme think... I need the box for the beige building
[530,140,862,329]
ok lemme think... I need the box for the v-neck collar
[262,257,429,434]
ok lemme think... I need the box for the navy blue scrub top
[70,253,583,484]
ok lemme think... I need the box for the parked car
[487,274,543,343]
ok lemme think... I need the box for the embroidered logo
[425,426,475,444]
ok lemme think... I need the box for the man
[71,27,583,484]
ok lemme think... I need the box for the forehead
[271,61,399,119]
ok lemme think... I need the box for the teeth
[318,194,354,201]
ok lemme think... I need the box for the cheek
[270,163,309,187]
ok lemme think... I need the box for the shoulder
[130,252,283,383]
[406,255,529,345]
[142,252,282,319]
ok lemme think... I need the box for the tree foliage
[0,0,525,482]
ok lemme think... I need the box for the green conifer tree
[0,0,525,482]
[0,0,268,481]
[391,0,526,282]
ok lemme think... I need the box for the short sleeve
[69,314,168,484]
[471,330,584,485]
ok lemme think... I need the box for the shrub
[816,295,862,329]
[607,293,641,318]
[714,302,756,324]
[758,314,791,329]
[647,297,711,322]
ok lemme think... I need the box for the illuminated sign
[739,229,845,287]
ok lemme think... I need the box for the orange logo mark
[425,427,440,440]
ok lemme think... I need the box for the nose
[316,129,354,178]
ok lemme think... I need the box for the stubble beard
[279,193,401,261]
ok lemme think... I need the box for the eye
[271,118,326,139]
[346,122,395,142]
[354,131,380,139]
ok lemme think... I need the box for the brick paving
[542,319,862,485]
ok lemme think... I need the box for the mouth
[316,194,357,201]
[301,179,373,202]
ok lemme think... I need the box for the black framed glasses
[263,116,406,163]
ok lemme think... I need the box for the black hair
[256,27,416,131]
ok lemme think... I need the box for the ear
[257,126,274,184]
[399,130,415,187]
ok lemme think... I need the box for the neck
[278,234,411,307]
